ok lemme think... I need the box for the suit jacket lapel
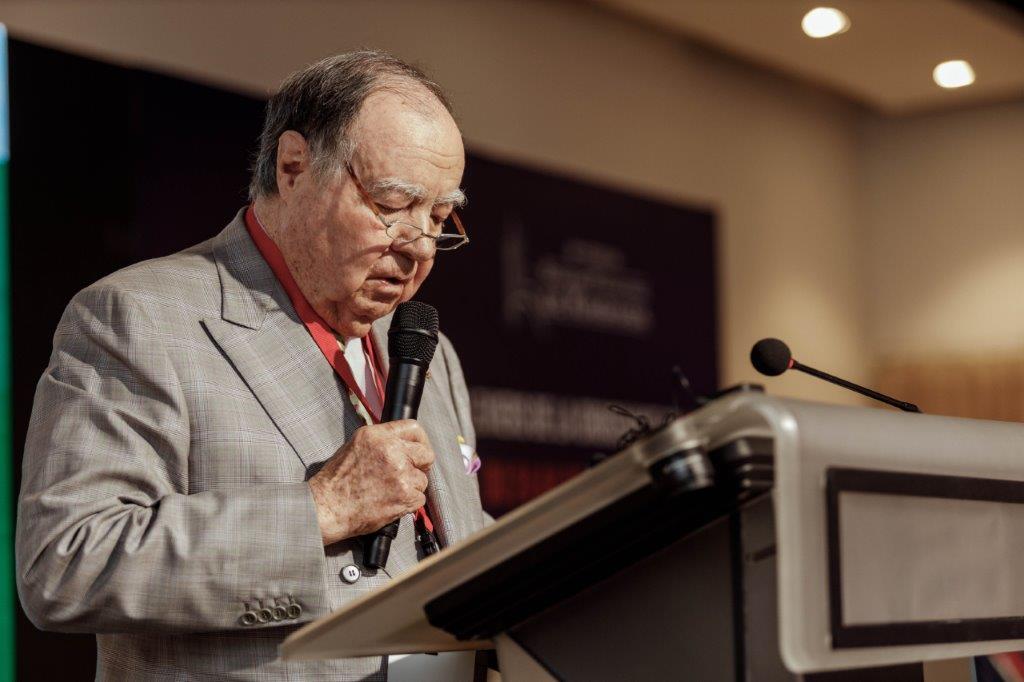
[418,377,483,547]
[202,212,360,475]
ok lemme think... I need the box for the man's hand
[307,420,435,546]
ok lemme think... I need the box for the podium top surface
[282,393,1024,671]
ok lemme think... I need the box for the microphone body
[380,361,429,422]
[750,337,920,413]
[363,302,440,570]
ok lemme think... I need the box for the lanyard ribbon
[243,206,436,543]
[244,206,383,421]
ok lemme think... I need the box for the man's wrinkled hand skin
[308,420,435,545]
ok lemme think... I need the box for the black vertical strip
[825,469,845,649]
[472,649,499,682]
[728,511,747,682]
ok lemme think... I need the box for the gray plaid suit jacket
[16,209,486,680]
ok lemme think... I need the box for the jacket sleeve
[16,284,330,634]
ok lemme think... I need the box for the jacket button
[240,611,258,626]
[341,564,361,584]
[257,607,273,623]
[271,605,288,621]
[286,602,303,619]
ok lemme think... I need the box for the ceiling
[588,0,1024,114]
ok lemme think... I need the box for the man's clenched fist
[307,420,435,546]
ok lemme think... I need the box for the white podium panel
[681,394,1024,672]
[839,490,1024,625]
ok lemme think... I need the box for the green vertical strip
[0,23,13,682]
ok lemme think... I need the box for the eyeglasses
[346,165,469,254]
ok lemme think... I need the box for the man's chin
[339,299,400,336]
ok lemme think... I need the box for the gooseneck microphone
[363,301,440,570]
[750,338,921,413]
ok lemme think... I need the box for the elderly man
[16,51,485,680]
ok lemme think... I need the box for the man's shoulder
[72,212,248,325]
[79,237,219,317]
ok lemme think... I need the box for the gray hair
[248,50,453,200]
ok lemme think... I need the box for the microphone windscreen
[388,301,440,364]
[750,338,792,376]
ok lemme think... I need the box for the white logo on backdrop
[501,217,654,337]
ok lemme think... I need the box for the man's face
[271,86,465,338]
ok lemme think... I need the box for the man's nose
[389,232,435,262]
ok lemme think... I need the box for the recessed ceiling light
[933,60,975,89]
[801,7,850,39]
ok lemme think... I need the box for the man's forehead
[348,86,465,206]
[352,84,457,137]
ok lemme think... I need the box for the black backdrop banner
[9,39,715,677]
[421,155,717,513]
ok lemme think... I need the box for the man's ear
[276,130,310,201]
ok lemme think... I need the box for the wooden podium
[281,390,1024,680]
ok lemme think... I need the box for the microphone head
[750,338,792,377]
[388,301,440,364]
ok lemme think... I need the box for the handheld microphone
[363,301,440,570]
[750,338,921,413]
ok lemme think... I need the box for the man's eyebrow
[369,177,467,208]
[435,188,467,209]
[368,177,428,201]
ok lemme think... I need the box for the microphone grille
[750,338,792,377]
[388,301,440,364]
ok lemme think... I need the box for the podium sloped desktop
[281,392,1024,681]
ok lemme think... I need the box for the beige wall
[862,101,1024,362]
[0,1,887,404]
